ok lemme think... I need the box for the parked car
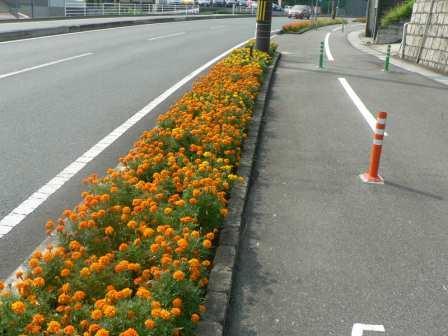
[212,0,226,6]
[238,0,247,6]
[284,5,292,15]
[225,0,237,6]
[288,4,310,19]
[198,0,211,6]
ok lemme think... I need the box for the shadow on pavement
[384,180,443,201]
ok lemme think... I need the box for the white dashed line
[147,32,186,41]
[0,53,92,80]
[352,323,385,336]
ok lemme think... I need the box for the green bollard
[384,44,391,72]
[319,41,324,69]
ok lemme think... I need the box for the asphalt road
[227,25,448,335]
[0,16,289,279]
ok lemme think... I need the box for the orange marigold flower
[73,290,86,302]
[173,270,185,281]
[144,319,155,329]
[63,325,75,335]
[95,329,110,336]
[11,301,26,314]
[103,305,116,318]
[47,321,61,333]
[120,328,139,336]
[191,313,200,323]
[91,309,103,320]
[32,313,45,325]
[60,268,71,277]
[202,239,212,249]
[171,307,181,317]
[104,226,114,235]
[172,297,182,308]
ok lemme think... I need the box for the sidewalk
[226,26,448,336]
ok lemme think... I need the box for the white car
[212,0,225,6]
[225,0,237,6]
[197,0,211,5]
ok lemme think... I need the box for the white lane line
[352,323,385,336]
[147,32,186,41]
[332,26,341,32]
[0,53,92,80]
[0,37,252,239]
[338,77,388,135]
[324,32,334,61]
[210,25,225,29]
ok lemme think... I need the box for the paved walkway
[227,25,448,335]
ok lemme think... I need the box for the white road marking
[0,37,253,238]
[352,323,385,336]
[332,26,342,32]
[0,53,92,80]
[338,77,388,135]
[324,32,334,61]
[147,32,186,41]
[210,25,225,29]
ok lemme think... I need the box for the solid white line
[0,37,252,239]
[338,77,388,135]
[324,32,334,61]
[147,32,185,41]
[332,26,341,32]
[0,53,92,80]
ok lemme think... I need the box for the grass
[381,0,414,27]
[353,17,367,23]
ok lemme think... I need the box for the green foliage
[381,0,414,27]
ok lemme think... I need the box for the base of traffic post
[359,173,384,184]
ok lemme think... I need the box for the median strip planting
[0,43,275,336]
[282,18,347,33]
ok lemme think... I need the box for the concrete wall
[403,0,448,73]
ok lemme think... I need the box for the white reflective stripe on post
[377,118,386,124]
[375,128,385,135]
[373,139,383,145]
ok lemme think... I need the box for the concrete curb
[196,51,281,336]
[0,14,253,42]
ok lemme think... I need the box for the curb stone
[196,51,281,336]
[0,14,253,42]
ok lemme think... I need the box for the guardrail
[64,2,200,17]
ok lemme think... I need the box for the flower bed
[282,18,347,33]
[0,44,275,336]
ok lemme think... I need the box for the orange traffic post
[360,112,388,184]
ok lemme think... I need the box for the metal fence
[64,2,200,17]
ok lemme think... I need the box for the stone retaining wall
[403,0,448,73]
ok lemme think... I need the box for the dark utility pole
[255,0,273,52]
[331,0,336,19]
